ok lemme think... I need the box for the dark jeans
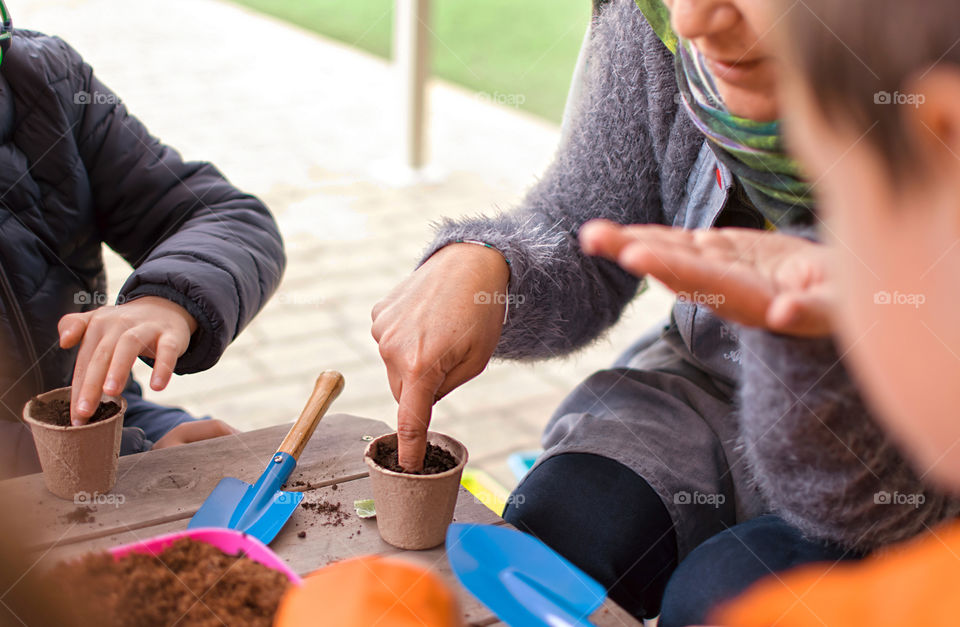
[504,453,862,622]
[503,452,678,619]
[658,514,863,627]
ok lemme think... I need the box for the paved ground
[19,0,673,490]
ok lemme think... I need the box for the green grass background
[231,0,591,122]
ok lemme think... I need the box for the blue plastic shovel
[446,523,607,627]
[188,371,345,544]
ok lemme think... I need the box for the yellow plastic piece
[460,469,511,514]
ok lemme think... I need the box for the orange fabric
[714,520,960,626]
[274,555,460,627]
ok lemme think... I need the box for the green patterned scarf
[634,0,815,225]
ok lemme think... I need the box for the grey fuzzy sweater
[422,0,960,550]
[422,0,703,360]
[738,328,960,551]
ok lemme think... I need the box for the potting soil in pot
[48,537,290,626]
[31,398,120,427]
[372,440,457,475]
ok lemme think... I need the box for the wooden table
[2,414,637,626]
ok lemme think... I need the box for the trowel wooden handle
[277,371,345,460]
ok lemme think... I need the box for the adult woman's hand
[580,220,834,337]
[371,244,510,471]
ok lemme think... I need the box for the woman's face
[663,0,780,121]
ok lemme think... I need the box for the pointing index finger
[396,377,440,473]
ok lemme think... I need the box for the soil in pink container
[47,534,292,626]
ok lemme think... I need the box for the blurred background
[17,0,672,495]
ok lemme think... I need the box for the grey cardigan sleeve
[420,0,689,360]
[737,327,960,552]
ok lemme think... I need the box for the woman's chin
[717,83,780,122]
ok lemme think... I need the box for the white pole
[394,0,431,170]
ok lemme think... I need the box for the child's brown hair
[781,1,960,174]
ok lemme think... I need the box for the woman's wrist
[431,242,510,287]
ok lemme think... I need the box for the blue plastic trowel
[447,523,607,626]
[188,371,345,543]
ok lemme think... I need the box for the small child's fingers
[73,339,117,425]
[617,238,722,287]
[617,240,681,279]
[69,325,105,425]
[152,420,236,449]
[768,292,833,337]
[621,223,698,248]
[198,420,238,439]
[58,313,91,349]
[103,333,144,396]
[578,220,631,257]
[218,420,241,436]
[150,332,185,391]
[584,224,701,283]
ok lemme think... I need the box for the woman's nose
[669,0,740,41]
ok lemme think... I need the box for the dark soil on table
[62,506,96,524]
[31,398,120,427]
[49,537,290,626]
[287,480,341,491]
[300,500,348,527]
[371,440,458,475]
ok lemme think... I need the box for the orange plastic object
[275,555,461,627]
[715,520,960,626]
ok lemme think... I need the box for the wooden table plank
[462,600,639,626]
[31,476,508,626]
[4,414,391,548]
[487,608,640,627]
[37,477,502,566]
[589,604,645,626]
[12,414,639,626]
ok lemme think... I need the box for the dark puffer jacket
[0,30,285,475]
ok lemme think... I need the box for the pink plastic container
[108,527,302,585]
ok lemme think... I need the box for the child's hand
[579,220,834,337]
[152,420,238,449]
[58,296,198,425]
